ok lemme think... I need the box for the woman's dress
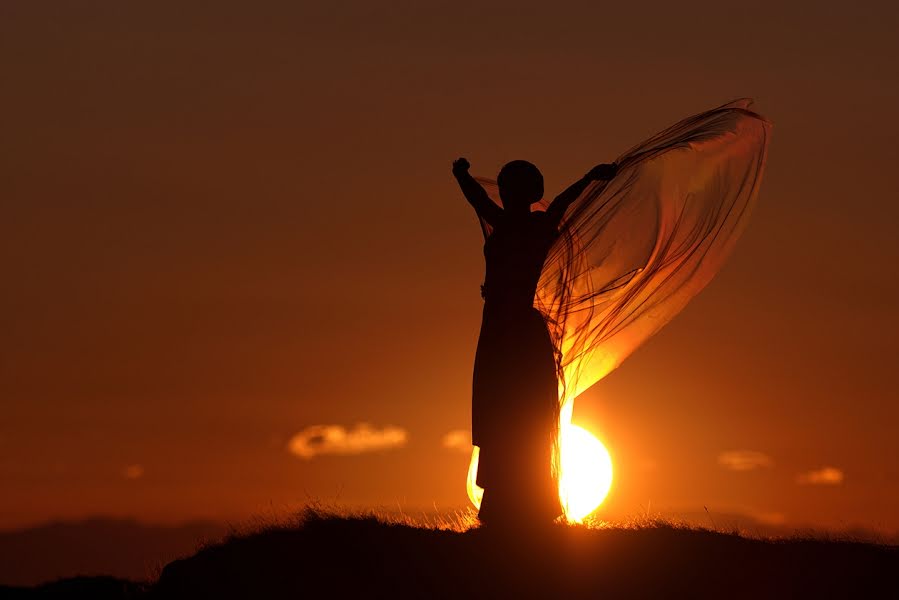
[472,211,562,523]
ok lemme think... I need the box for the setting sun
[559,424,613,522]
[466,424,613,523]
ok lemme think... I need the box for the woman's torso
[482,211,558,308]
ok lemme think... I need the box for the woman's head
[498,160,543,210]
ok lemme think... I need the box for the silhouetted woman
[452,157,617,526]
[452,100,771,529]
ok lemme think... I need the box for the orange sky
[2,2,898,534]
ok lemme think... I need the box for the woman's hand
[453,157,471,177]
[585,162,618,181]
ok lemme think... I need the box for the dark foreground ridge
[3,510,896,599]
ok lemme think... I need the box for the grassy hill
[3,509,896,599]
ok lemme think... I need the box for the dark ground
[0,519,227,588]
[2,510,896,599]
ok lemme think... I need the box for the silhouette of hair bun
[498,160,544,208]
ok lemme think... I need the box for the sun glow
[466,423,613,523]
[558,424,613,521]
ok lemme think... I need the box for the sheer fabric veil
[468,99,771,502]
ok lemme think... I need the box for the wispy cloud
[796,466,844,485]
[287,423,407,459]
[717,450,773,471]
[122,464,144,480]
[753,511,787,526]
[441,429,471,452]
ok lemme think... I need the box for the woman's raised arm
[453,158,503,227]
[546,163,617,228]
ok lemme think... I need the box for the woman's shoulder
[530,210,559,232]
[528,210,549,223]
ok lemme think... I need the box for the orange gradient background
[1,2,897,536]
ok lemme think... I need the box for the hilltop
[4,509,895,599]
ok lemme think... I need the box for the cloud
[287,423,407,459]
[796,466,844,485]
[122,464,144,480]
[717,450,773,471]
[753,511,787,526]
[441,429,471,452]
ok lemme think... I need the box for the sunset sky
[2,2,897,535]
